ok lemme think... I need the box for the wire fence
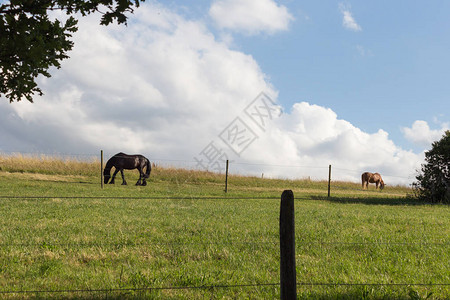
[0,195,449,297]
[2,283,449,298]
[0,149,416,185]
[0,152,447,297]
[0,239,448,248]
[1,149,417,197]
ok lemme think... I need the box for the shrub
[413,130,450,203]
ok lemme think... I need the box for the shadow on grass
[25,290,424,300]
[29,178,98,185]
[309,195,439,206]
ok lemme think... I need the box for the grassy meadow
[0,154,449,299]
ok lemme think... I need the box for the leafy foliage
[413,130,450,203]
[0,0,144,102]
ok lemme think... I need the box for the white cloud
[356,45,373,57]
[339,3,362,32]
[2,3,275,157]
[209,0,294,35]
[401,120,449,148]
[238,102,423,185]
[0,2,425,186]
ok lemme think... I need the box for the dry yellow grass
[0,171,89,182]
[0,154,99,176]
[0,154,412,197]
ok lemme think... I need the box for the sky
[1,0,449,185]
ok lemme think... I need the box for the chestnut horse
[103,152,151,186]
[361,172,385,190]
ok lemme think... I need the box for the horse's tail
[361,172,367,188]
[144,158,151,178]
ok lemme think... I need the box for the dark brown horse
[103,152,151,186]
[361,172,385,190]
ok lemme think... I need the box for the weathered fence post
[280,190,296,299]
[101,150,104,189]
[224,160,229,193]
[327,164,331,198]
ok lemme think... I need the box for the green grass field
[0,155,448,299]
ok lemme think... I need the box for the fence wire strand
[0,240,448,249]
[1,282,449,296]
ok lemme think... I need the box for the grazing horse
[361,172,385,190]
[103,152,151,186]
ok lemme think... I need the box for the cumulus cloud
[339,3,362,32]
[236,102,423,184]
[209,0,294,35]
[401,120,449,148]
[0,2,425,185]
[2,3,274,156]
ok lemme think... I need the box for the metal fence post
[280,190,296,299]
[101,150,104,189]
[328,164,331,198]
[224,160,229,193]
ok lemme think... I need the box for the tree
[0,0,144,103]
[413,130,450,204]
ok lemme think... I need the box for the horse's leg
[136,168,143,186]
[110,168,120,184]
[141,170,147,186]
[142,169,147,186]
[376,181,379,189]
[120,169,127,185]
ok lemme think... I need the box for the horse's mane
[104,157,115,171]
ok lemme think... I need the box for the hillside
[0,154,412,199]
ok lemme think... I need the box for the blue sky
[174,0,450,152]
[1,0,449,184]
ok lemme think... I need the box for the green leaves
[413,131,450,203]
[0,0,144,102]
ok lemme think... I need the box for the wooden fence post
[101,150,104,189]
[327,164,331,198]
[280,190,296,299]
[224,160,229,193]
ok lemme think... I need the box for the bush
[413,130,450,203]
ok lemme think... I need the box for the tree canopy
[413,130,450,203]
[0,0,144,103]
